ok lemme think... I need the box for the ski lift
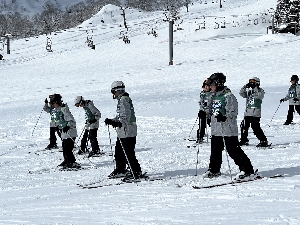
[221,19,226,28]
[247,15,252,26]
[214,18,220,29]
[123,35,130,44]
[262,14,267,23]
[46,37,52,52]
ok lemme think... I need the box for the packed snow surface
[1,0,300,224]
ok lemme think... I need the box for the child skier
[280,75,300,125]
[104,81,144,181]
[74,96,102,157]
[239,77,269,147]
[43,94,61,150]
[50,94,79,169]
[203,73,256,181]
[197,79,211,143]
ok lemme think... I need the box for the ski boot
[203,170,221,178]
[256,140,269,148]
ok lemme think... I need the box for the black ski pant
[197,111,207,140]
[115,136,141,174]
[240,116,267,142]
[62,138,76,164]
[81,128,100,152]
[285,105,300,123]
[208,136,254,174]
[49,126,61,146]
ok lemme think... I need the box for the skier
[280,75,300,125]
[197,79,211,143]
[104,81,143,180]
[74,96,102,157]
[50,94,79,169]
[43,94,61,150]
[239,77,269,147]
[203,73,256,181]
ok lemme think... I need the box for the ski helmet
[249,77,260,85]
[111,81,125,94]
[291,75,299,82]
[50,94,62,104]
[74,96,84,106]
[209,73,226,86]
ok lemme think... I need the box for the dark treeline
[0,0,189,39]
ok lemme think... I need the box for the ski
[187,141,206,148]
[78,175,164,189]
[192,174,283,189]
[28,165,92,174]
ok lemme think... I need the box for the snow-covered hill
[1,0,300,224]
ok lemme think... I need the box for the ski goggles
[249,79,256,83]
[111,89,116,94]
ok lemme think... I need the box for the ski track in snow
[1,0,300,224]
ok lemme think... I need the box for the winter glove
[198,110,206,118]
[280,98,285,103]
[111,120,122,128]
[215,112,227,122]
[89,118,97,124]
[294,98,299,102]
[105,118,112,126]
[62,126,70,133]
[45,98,48,104]
[245,83,251,88]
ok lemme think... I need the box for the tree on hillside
[0,14,8,35]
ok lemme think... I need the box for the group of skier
[41,73,300,182]
[42,81,144,181]
[197,73,300,180]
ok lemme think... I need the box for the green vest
[118,96,136,124]
[211,92,228,116]
[289,85,297,98]
[200,91,210,110]
[50,106,58,123]
[83,106,95,123]
[56,107,68,128]
[247,90,262,109]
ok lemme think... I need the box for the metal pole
[6,36,10,54]
[220,0,222,8]
[272,14,275,34]
[169,20,174,65]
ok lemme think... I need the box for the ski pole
[195,142,200,176]
[186,116,199,140]
[206,118,209,143]
[108,126,114,159]
[76,126,86,145]
[221,123,233,183]
[267,102,281,127]
[115,128,138,182]
[31,108,44,136]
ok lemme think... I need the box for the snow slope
[1,0,300,224]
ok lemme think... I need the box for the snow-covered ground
[1,0,300,224]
